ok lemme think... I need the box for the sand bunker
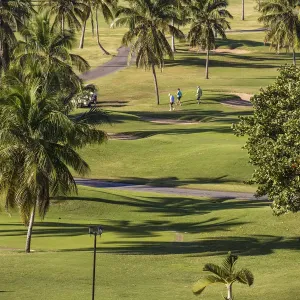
[190,47,251,55]
[142,117,199,125]
[221,93,253,107]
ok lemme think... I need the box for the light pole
[89,225,103,300]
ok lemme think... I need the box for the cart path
[80,47,130,81]
[76,178,267,200]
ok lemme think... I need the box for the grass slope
[0,186,299,300]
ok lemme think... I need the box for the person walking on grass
[176,88,183,106]
[196,86,203,104]
[169,93,175,111]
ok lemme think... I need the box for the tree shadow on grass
[60,235,300,256]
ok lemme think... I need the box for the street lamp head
[89,225,103,236]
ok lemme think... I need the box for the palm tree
[187,0,232,79]
[258,0,300,65]
[0,0,33,72]
[242,0,245,20]
[40,0,88,33]
[14,13,89,94]
[193,252,254,300]
[170,0,192,52]
[0,68,107,253]
[79,0,115,53]
[112,0,184,105]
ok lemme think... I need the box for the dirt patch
[108,133,140,140]
[142,117,199,125]
[221,93,253,107]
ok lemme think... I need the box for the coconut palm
[79,0,115,54]
[14,13,89,95]
[193,252,254,300]
[187,0,232,79]
[258,0,300,65]
[0,0,33,72]
[0,68,107,253]
[170,0,192,52]
[112,0,185,105]
[40,0,88,32]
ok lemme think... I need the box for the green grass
[1,186,299,300]
[70,30,297,192]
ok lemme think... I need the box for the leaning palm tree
[193,252,254,300]
[79,0,116,53]
[40,0,88,32]
[14,13,89,94]
[187,0,232,79]
[0,0,33,72]
[112,0,185,105]
[258,0,300,65]
[0,68,107,253]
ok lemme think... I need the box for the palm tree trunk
[293,50,296,66]
[79,18,87,49]
[61,15,64,33]
[242,0,245,20]
[95,7,110,55]
[205,49,210,79]
[226,283,233,300]
[25,203,36,253]
[171,18,175,53]
[152,64,160,105]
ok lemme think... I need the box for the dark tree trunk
[171,18,175,52]
[242,0,245,20]
[25,203,36,253]
[293,50,296,66]
[205,49,210,79]
[95,8,110,55]
[152,64,160,105]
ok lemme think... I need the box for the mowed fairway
[0,186,299,300]
[1,1,300,300]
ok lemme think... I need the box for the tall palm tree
[79,0,115,54]
[14,13,89,94]
[193,252,254,300]
[242,0,245,20]
[0,0,33,72]
[187,0,232,79]
[258,0,300,65]
[170,0,192,52]
[112,0,184,105]
[0,68,107,253]
[40,0,88,32]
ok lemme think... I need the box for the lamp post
[89,225,103,300]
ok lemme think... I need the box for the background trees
[233,65,300,215]
[187,0,232,79]
[113,0,184,104]
[0,0,32,73]
[259,0,300,65]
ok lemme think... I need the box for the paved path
[76,178,265,200]
[80,47,130,81]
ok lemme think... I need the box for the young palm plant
[258,0,300,65]
[0,0,33,72]
[0,68,107,253]
[187,0,232,79]
[40,0,88,32]
[193,252,254,300]
[112,0,184,105]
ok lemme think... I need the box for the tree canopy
[233,65,300,214]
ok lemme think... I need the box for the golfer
[176,88,183,106]
[169,93,175,111]
[196,86,202,104]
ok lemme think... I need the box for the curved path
[80,47,130,81]
[76,178,266,200]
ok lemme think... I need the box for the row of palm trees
[0,1,107,253]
